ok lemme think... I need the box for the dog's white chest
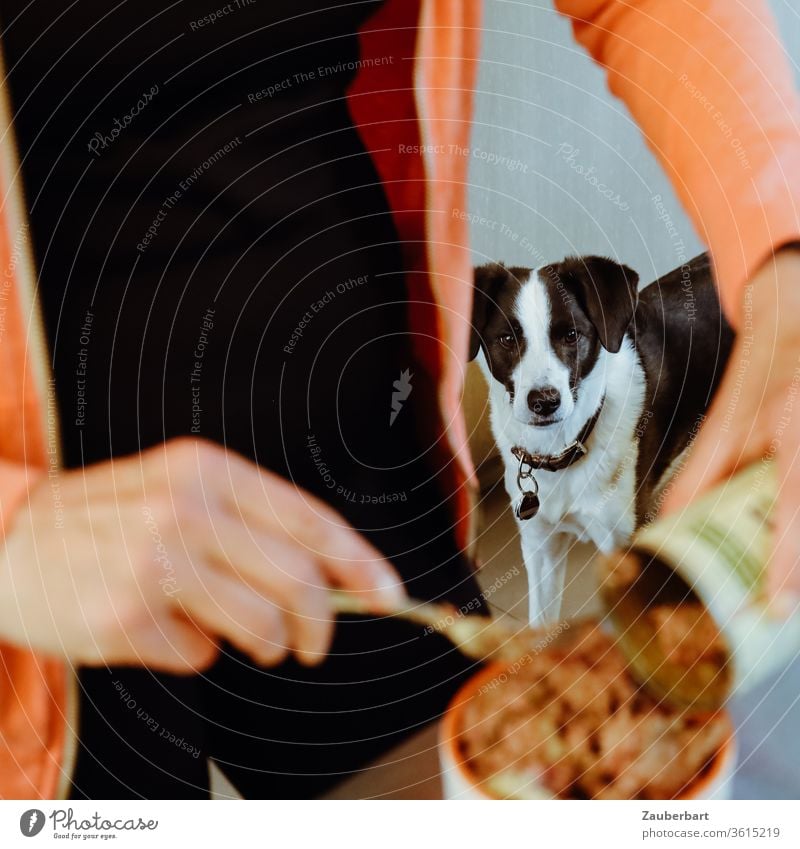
[505,447,637,552]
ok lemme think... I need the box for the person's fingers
[280,576,335,667]
[661,360,760,515]
[255,498,405,611]
[178,568,290,666]
[148,438,400,657]
[768,421,800,601]
[169,436,405,610]
[208,453,406,610]
[246,540,335,667]
[118,615,219,674]
[214,445,362,542]
[659,425,736,516]
[317,554,405,614]
[201,518,335,664]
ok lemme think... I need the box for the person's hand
[662,247,800,603]
[0,438,404,671]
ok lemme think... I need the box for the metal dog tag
[514,452,540,521]
[516,490,540,521]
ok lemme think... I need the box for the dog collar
[511,398,605,473]
[510,397,605,521]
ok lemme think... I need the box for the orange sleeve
[0,459,42,539]
[554,0,800,327]
[0,462,69,800]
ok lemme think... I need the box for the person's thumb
[660,373,761,516]
[768,421,800,602]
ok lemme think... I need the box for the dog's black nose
[527,387,561,416]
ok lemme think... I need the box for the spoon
[330,590,550,663]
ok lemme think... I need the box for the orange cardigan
[1,0,799,798]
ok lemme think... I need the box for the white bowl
[439,662,737,800]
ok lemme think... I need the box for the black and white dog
[470,253,733,625]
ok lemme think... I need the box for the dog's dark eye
[497,333,515,349]
[564,328,579,344]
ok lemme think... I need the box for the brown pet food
[648,603,727,668]
[458,623,730,799]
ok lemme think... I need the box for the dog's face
[470,256,639,427]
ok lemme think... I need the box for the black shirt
[1,0,414,502]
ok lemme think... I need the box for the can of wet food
[597,460,800,712]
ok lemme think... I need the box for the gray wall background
[468,0,800,283]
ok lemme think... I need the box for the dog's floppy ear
[566,256,639,353]
[470,263,509,361]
